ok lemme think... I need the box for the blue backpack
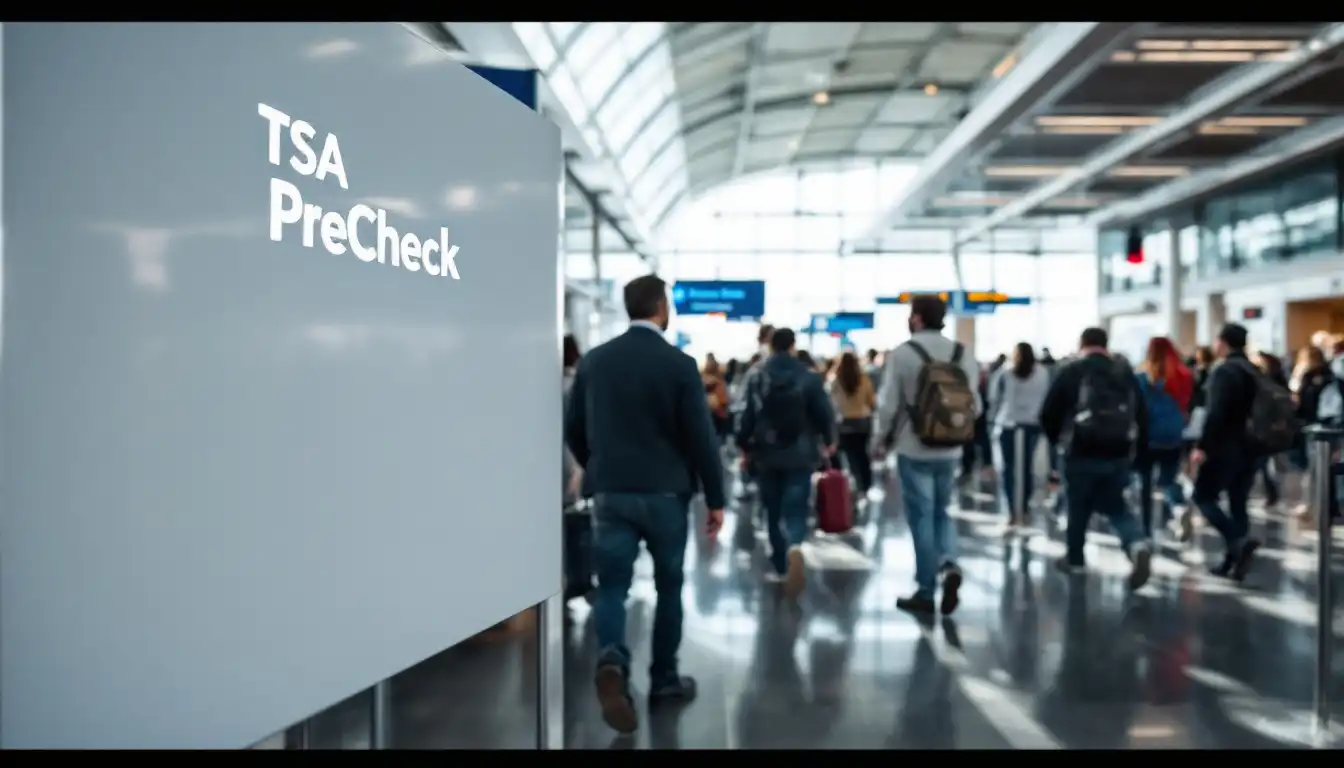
[1139,373,1185,448]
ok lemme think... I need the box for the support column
[589,193,604,343]
[1162,226,1183,341]
[1197,293,1226,346]
[954,316,977,360]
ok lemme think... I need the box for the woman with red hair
[1135,337,1195,541]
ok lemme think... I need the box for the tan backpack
[905,341,977,447]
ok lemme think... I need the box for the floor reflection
[563,464,1344,749]
[301,462,1344,749]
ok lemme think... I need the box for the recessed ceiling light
[923,83,939,96]
[812,91,830,106]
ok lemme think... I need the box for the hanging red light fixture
[1125,226,1144,264]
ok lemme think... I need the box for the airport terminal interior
[240,21,1344,751]
[5,21,1344,751]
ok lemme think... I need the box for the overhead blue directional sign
[671,280,765,320]
[815,312,875,333]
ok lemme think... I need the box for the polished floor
[291,461,1344,749]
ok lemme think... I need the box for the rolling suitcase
[563,500,595,602]
[815,467,853,534]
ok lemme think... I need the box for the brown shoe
[784,546,806,598]
[594,664,638,734]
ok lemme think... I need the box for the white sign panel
[1,22,562,748]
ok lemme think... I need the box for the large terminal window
[657,162,1098,363]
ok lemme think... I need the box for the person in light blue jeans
[872,295,982,617]
[897,456,960,606]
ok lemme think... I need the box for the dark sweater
[565,325,726,510]
[1040,351,1149,462]
[1197,352,1258,454]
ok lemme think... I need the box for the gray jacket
[872,331,983,461]
[988,364,1050,430]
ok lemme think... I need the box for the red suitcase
[814,468,853,534]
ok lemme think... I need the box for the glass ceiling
[513,22,689,234]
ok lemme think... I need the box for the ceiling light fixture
[1036,115,1161,127]
[812,91,830,106]
[1198,124,1258,135]
[931,193,1102,209]
[933,194,1015,208]
[983,164,1189,179]
[923,83,939,96]
[1038,125,1127,135]
[1107,165,1189,178]
[983,165,1070,178]
[1219,115,1309,127]
[1135,38,1297,51]
[1135,51,1257,63]
[1190,39,1298,51]
[1033,113,1309,138]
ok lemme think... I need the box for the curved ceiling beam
[667,23,756,68]
[627,83,923,192]
[957,21,1344,246]
[732,24,770,178]
[863,22,1137,241]
[586,26,670,119]
[682,82,970,143]
[848,23,960,157]
[630,81,964,201]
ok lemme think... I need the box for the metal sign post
[283,721,310,750]
[1013,426,1028,528]
[370,680,391,750]
[536,591,565,749]
[1307,426,1342,745]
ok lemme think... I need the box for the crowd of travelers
[560,273,1344,735]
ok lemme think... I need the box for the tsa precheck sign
[259,102,464,280]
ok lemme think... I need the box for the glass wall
[656,162,1099,363]
[1101,151,1342,295]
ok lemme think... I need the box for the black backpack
[1232,359,1300,455]
[1070,360,1137,453]
[751,368,807,450]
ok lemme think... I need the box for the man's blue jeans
[591,492,689,684]
[757,469,813,574]
[1063,457,1145,566]
[897,456,959,600]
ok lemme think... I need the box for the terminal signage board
[959,291,1031,315]
[671,280,765,320]
[874,291,1030,315]
[811,312,875,333]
